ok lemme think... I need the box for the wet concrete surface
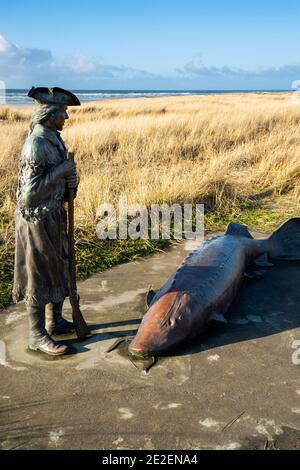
[0,234,300,450]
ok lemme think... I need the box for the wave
[1,89,290,105]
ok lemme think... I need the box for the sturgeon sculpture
[128,218,300,358]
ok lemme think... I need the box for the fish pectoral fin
[244,269,266,280]
[225,221,253,239]
[106,337,127,353]
[210,311,228,324]
[146,288,157,307]
[143,356,157,374]
[254,253,274,267]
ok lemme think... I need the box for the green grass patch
[206,198,300,233]
[75,234,169,278]
[0,264,14,308]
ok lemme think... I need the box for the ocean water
[1,89,289,105]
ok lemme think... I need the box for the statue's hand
[59,160,76,177]
[66,171,80,189]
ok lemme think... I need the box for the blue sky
[0,0,300,89]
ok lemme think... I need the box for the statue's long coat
[13,124,73,306]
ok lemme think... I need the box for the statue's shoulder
[21,130,50,167]
[21,124,64,169]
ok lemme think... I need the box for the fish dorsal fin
[225,222,253,239]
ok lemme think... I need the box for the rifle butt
[70,295,91,340]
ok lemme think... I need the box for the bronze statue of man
[13,87,80,356]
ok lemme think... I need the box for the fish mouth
[128,340,173,358]
[128,345,154,359]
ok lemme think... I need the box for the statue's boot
[45,301,74,336]
[28,304,69,356]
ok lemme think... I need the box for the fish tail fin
[267,217,300,260]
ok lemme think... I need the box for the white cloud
[0,35,299,89]
[68,54,100,74]
[0,34,53,74]
[0,34,153,87]
[0,35,17,53]
[183,54,206,74]
[178,53,300,86]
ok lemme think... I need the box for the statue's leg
[28,304,69,356]
[45,301,74,336]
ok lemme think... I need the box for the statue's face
[51,106,69,131]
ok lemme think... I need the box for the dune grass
[1,93,300,307]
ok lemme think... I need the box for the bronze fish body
[129,218,300,357]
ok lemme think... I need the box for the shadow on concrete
[88,318,141,330]
[63,328,139,355]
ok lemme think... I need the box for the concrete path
[1,235,300,450]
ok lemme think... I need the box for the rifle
[67,152,90,339]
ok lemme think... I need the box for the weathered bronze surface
[13,87,80,355]
[129,218,300,358]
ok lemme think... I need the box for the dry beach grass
[1,93,300,306]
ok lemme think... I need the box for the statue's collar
[32,124,62,146]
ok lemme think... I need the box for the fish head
[128,291,192,357]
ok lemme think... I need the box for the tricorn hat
[27,86,80,106]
